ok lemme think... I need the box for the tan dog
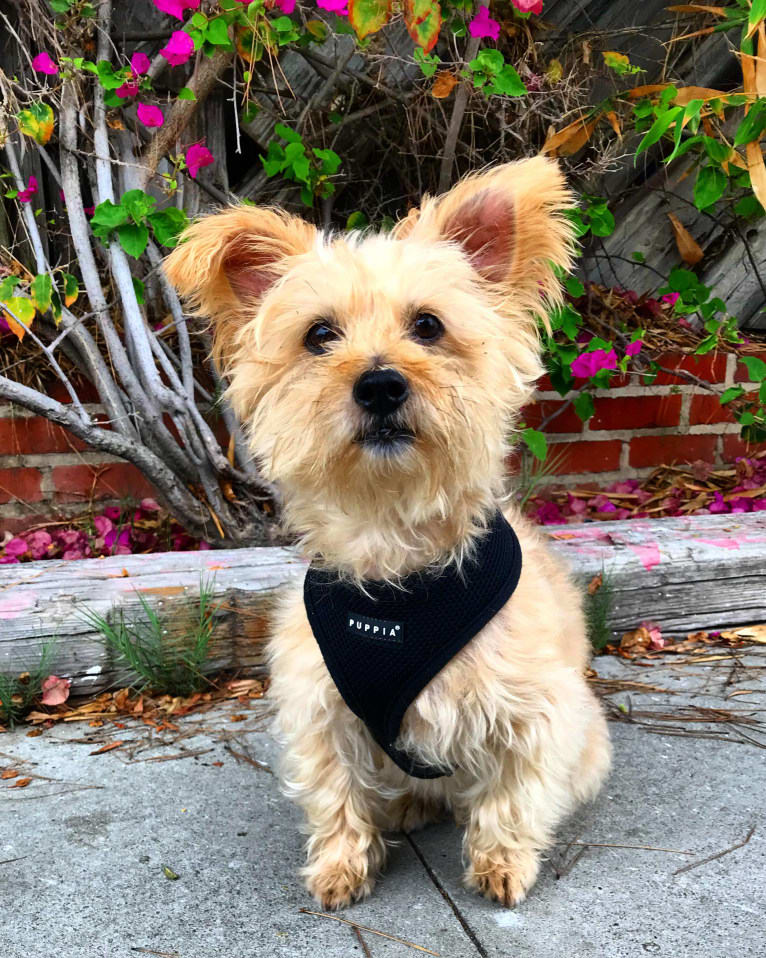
[165,157,611,910]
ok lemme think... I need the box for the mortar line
[403,833,490,958]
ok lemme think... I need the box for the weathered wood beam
[1,513,764,694]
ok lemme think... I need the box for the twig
[437,1,486,193]
[224,744,272,774]
[560,840,694,855]
[353,926,373,958]
[128,748,213,764]
[130,949,180,957]
[672,826,756,876]
[298,909,440,957]
[0,856,27,866]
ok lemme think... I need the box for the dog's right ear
[163,206,316,369]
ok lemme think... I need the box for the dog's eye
[412,312,444,344]
[305,322,339,355]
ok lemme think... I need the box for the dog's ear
[402,157,575,312]
[164,206,316,368]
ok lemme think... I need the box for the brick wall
[0,350,761,531]
[521,350,757,488]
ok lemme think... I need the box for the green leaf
[147,208,189,248]
[733,99,766,146]
[720,385,745,404]
[132,277,145,305]
[474,49,504,75]
[573,392,595,422]
[50,0,73,11]
[734,194,765,219]
[115,223,149,259]
[588,205,615,237]
[521,427,548,462]
[95,60,128,90]
[749,0,766,32]
[0,276,21,300]
[91,199,129,230]
[693,165,726,210]
[274,122,302,144]
[31,273,52,313]
[17,102,55,146]
[120,189,157,224]
[61,272,79,306]
[2,296,35,324]
[205,17,231,45]
[632,251,646,262]
[348,0,391,40]
[741,356,766,381]
[565,276,585,298]
[313,148,342,175]
[636,106,682,157]
[177,87,197,101]
[346,210,369,230]
[489,64,527,97]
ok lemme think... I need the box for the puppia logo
[346,613,405,643]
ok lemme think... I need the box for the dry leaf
[542,113,601,157]
[41,675,71,707]
[26,728,43,738]
[8,777,32,789]
[757,22,766,99]
[620,626,651,652]
[587,573,603,595]
[667,4,727,14]
[89,741,124,755]
[605,110,622,140]
[668,212,704,265]
[431,70,458,99]
[1,769,20,780]
[719,624,766,645]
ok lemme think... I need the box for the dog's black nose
[353,368,409,418]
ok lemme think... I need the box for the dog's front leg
[287,727,386,909]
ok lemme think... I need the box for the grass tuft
[82,578,218,697]
[584,571,614,652]
[0,640,57,728]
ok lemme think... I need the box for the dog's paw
[465,847,540,908]
[304,856,375,911]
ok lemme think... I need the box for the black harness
[303,511,522,779]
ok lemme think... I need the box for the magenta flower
[137,103,164,128]
[661,292,680,306]
[32,51,58,75]
[275,0,296,10]
[116,78,140,98]
[316,0,348,13]
[153,0,200,20]
[131,52,151,75]
[708,491,728,514]
[26,530,52,559]
[185,142,214,178]
[3,538,28,558]
[469,5,501,39]
[512,0,543,12]
[625,339,643,357]
[160,30,195,67]
[570,348,618,378]
[17,175,38,203]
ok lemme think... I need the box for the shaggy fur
[165,156,611,909]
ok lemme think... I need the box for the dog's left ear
[401,156,575,308]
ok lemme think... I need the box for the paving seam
[403,833,490,958]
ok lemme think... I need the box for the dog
[164,156,611,910]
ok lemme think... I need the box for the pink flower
[640,620,664,650]
[570,348,618,379]
[137,103,164,128]
[316,0,348,13]
[469,5,501,39]
[116,78,140,99]
[32,51,58,75]
[708,491,728,514]
[512,0,543,12]
[26,530,52,559]
[93,515,114,539]
[661,292,680,306]
[0,556,19,564]
[625,339,643,357]
[17,175,38,203]
[185,142,214,178]
[153,0,200,20]
[160,30,195,67]
[131,52,151,75]
[41,675,71,707]
[4,537,28,558]
[275,0,296,11]
[535,501,565,525]
[753,498,766,511]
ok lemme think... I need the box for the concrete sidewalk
[2,651,764,958]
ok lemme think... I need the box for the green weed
[584,571,614,652]
[0,640,57,728]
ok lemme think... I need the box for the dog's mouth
[355,425,416,453]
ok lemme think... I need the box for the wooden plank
[1,513,764,693]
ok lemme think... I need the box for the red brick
[689,393,736,425]
[52,462,157,503]
[653,351,728,386]
[733,349,766,383]
[629,434,717,468]
[0,416,87,455]
[522,401,583,434]
[47,378,101,404]
[589,394,682,431]
[548,440,623,475]
[0,467,43,504]
[722,434,761,461]
[536,373,555,393]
